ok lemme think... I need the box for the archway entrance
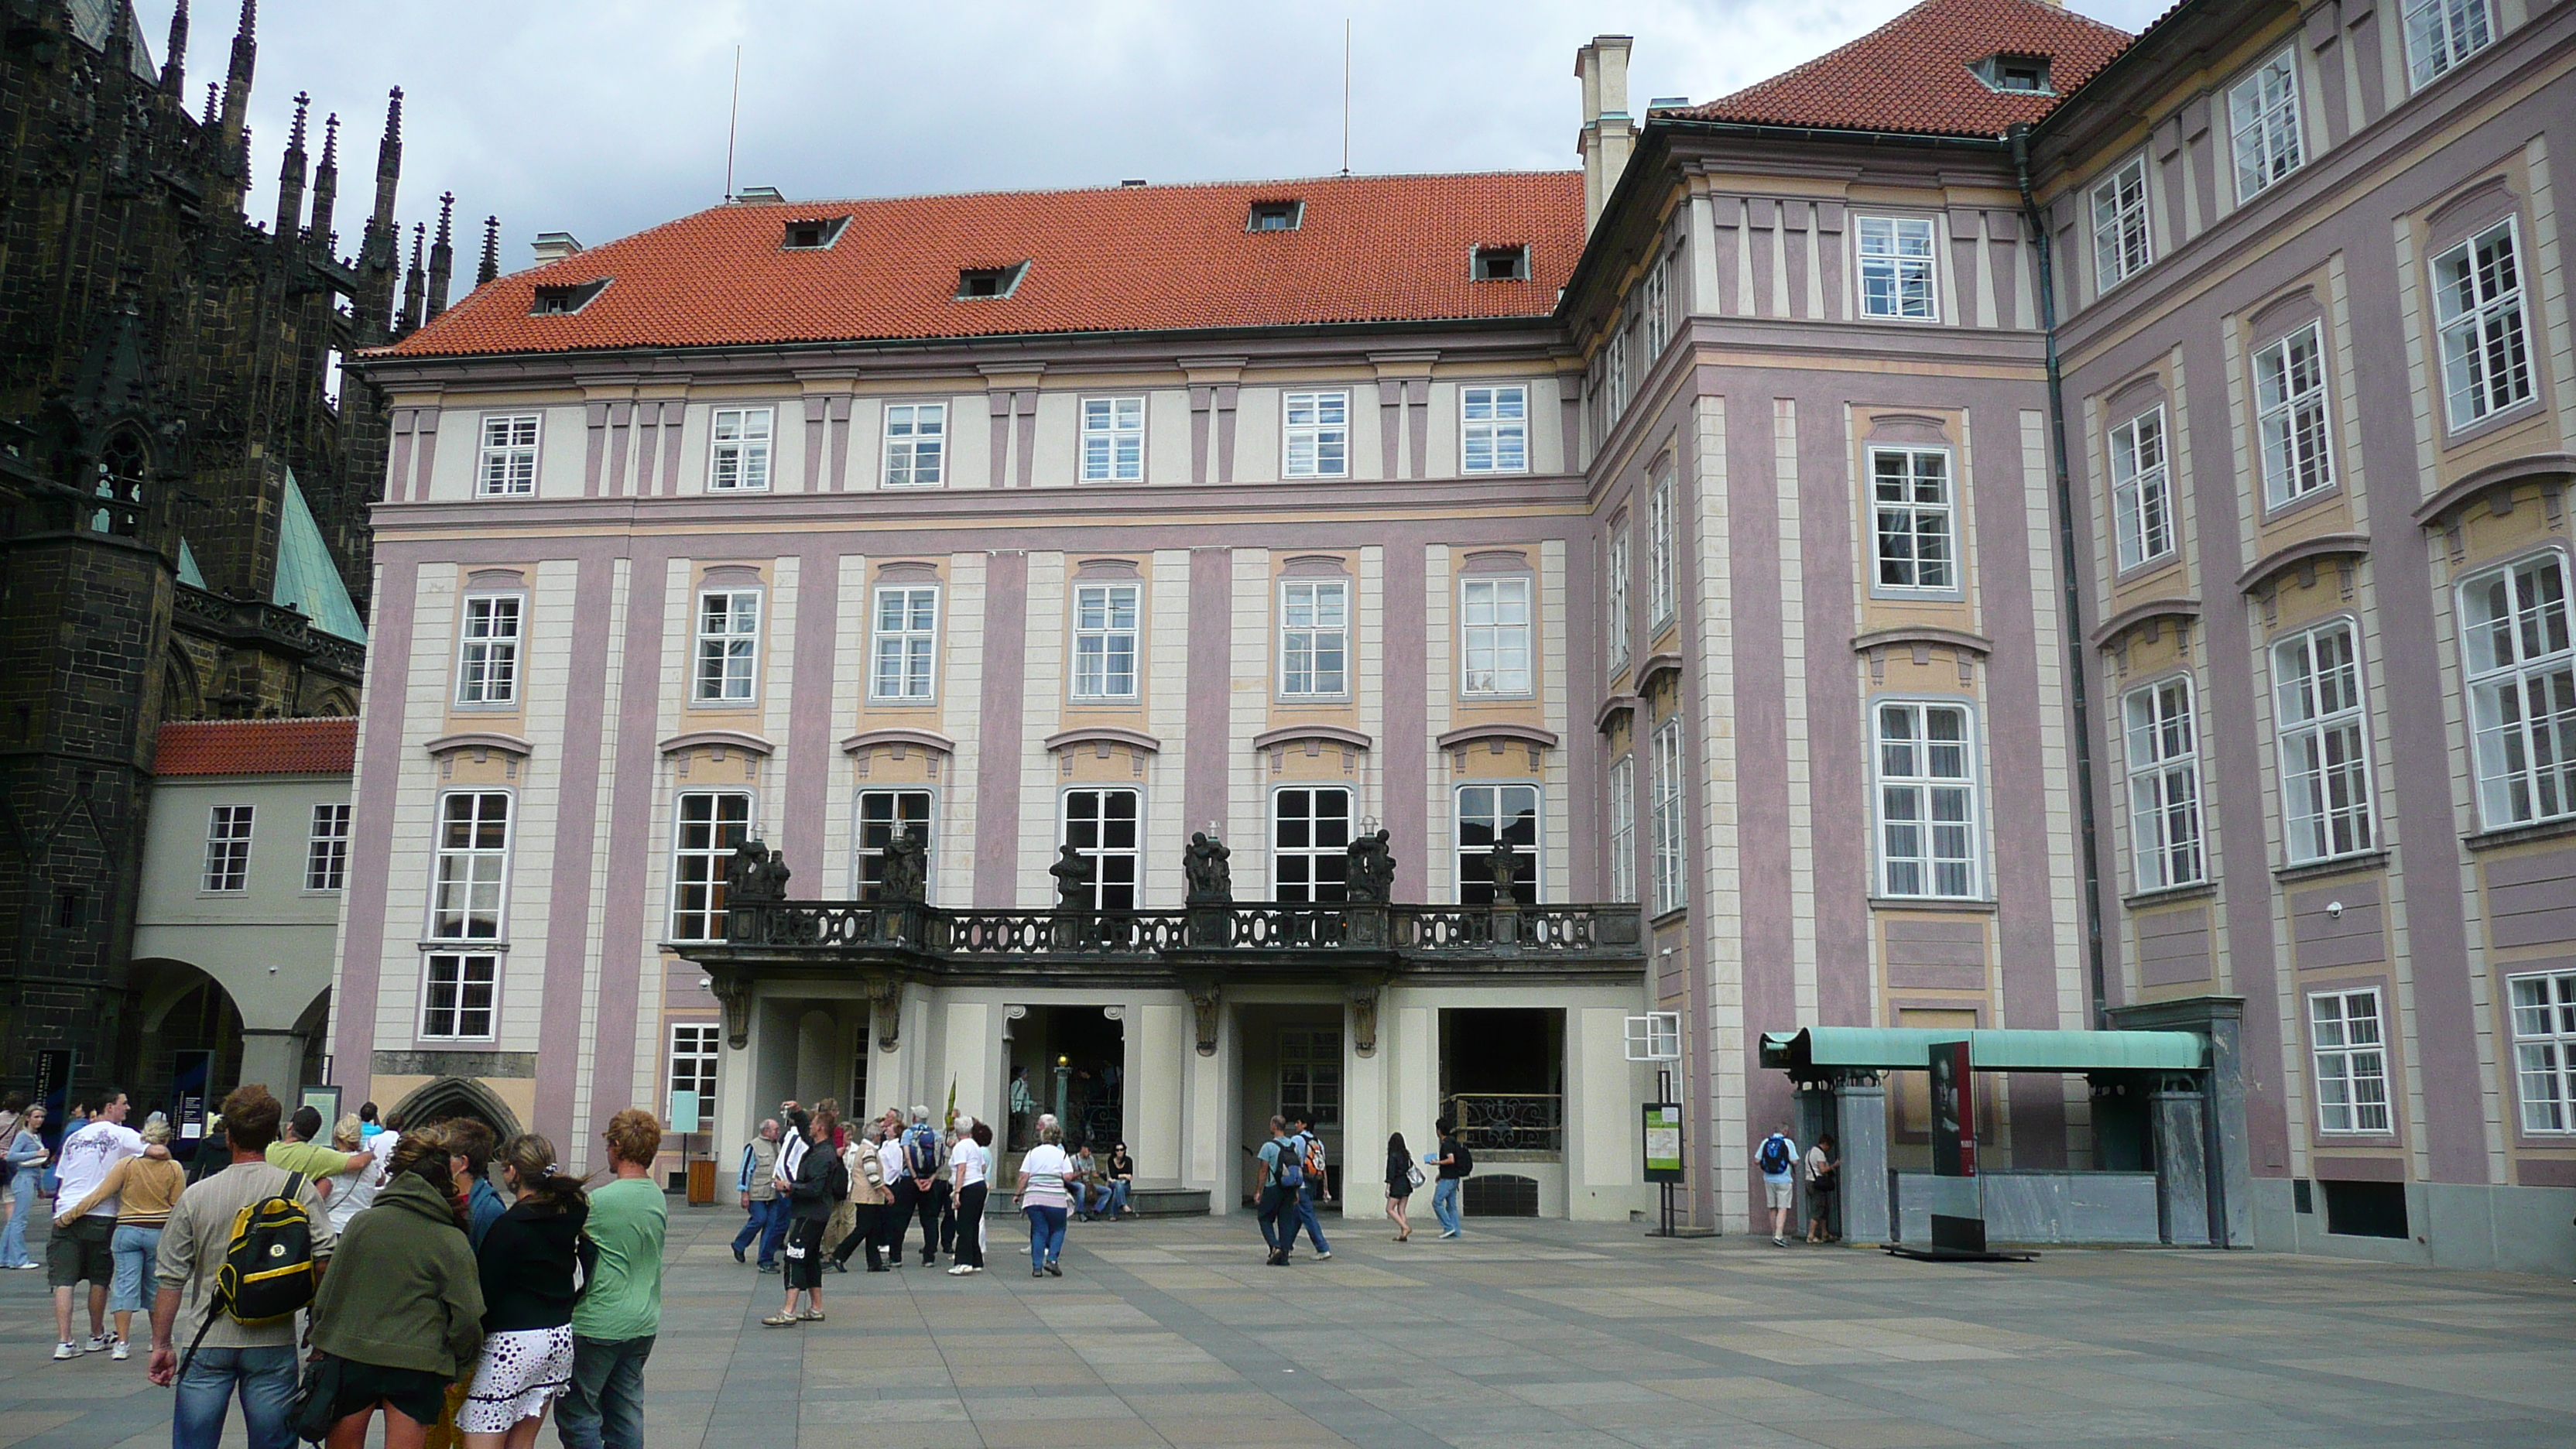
[388,1077,524,1141]
[1003,1007,1123,1155]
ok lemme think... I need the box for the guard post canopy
[1760,1026,2206,1074]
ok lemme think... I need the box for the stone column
[2150,1075,2211,1246]
[2107,993,2249,1247]
[1833,1070,1889,1244]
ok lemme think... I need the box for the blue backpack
[1759,1134,1794,1177]
[903,1122,940,1179]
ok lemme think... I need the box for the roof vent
[1119,178,1148,187]
[1648,95,1690,108]
[781,216,850,250]
[1472,243,1531,282]
[954,262,1029,300]
[529,279,609,316]
[1968,53,2053,94]
[733,186,786,204]
[529,231,584,265]
[1248,200,1303,232]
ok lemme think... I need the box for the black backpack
[183,1172,318,1370]
[1450,1139,1474,1178]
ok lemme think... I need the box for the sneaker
[757,1262,779,1273]
[947,1263,974,1276]
[1317,1250,1333,1260]
[1772,1235,1788,1247]
[1044,1260,1062,1277]
[733,1245,746,1264]
[1438,1228,1459,1239]
[111,1338,131,1362]
[53,1342,75,1361]
[1033,1267,1046,1278]
[84,1335,111,1355]
[760,1314,800,1328]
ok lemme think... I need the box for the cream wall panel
[1690,395,1749,1230]
[1234,389,1279,481]
[1146,389,1191,487]
[937,553,988,907]
[1031,392,1080,487]
[1146,550,1192,905]
[1424,382,1461,478]
[937,396,987,494]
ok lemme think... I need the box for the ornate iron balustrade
[1446,1092,1565,1153]
[718,899,1641,962]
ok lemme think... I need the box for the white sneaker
[947,1263,972,1276]
[111,1338,131,1361]
[1317,1250,1332,1260]
[84,1334,111,1355]
[53,1342,75,1361]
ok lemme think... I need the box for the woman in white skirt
[461,1133,587,1448]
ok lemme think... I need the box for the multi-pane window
[869,586,939,701]
[1279,581,1348,697]
[2273,622,2374,863]
[203,805,254,892]
[1875,702,1978,899]
[693,589,762,704]
[1650,718,1687,915]
[1062,789,1139,911]
[2228,52,2303,202]
[1856,216,1937,320]
[1871,447,1954,592]
[669,791,752,941]
[430,791,510,940]
[2404,0,2492,88]
[1461,385,1528,473]
[882,402,946,488]
[1648,469,1676,625]
[1276,1028,1342,1128]
[855,790,933,900]
[2255,324,2333,507]
[457,594,522,707]
[2311,988,2391,1133]
[2109,408,2173,571]
[2432,220,2533,430]
[1071,584,1141,701]
[1605,525,1632,668]
[477,414,540,497]
[2124,677,2206,892]
[668,1023,719,1132]
[1456,783,1539,906]
[306,803,351,892]
[420,954,498,1040]
[2509,969,2576,1133]
[1642,262,1669,354]
[707,407,773,492]
[2091,155,2152,289]
[1283,391,1349,478]
[1273,787,1351,903]
[1606,755,1637,904]
[1080,396,1145,482]
[1460,577,1533,696]
[2459,552,2576,828]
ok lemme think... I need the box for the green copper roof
[1760,1026,2205,1073]
[175,537,206,589]
[270,468,366,643]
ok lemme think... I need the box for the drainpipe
[2011,122,2111,1031]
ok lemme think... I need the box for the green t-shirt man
[573,1176,667,1342]
[266,1139,361,1180]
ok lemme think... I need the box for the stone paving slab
[3,1201,2571,1447]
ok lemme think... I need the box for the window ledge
[1867,896,1997,913]
[2463,816,2576,853]
[1649,906,1690,928]
[2122,882,2216,909]
[2273,850,2390,885]
[416,940,510,952]
[2260,484,2346,527]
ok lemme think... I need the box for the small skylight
[529,279,609,316]
[781,216,850,250]
[1249,200,1303,232]
[954,262,1029,300]
[1969,53,2053,94]
[1472,244,1531,282]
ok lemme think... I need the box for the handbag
[1405,1163,1427,1189]
[292,1350,344,1444]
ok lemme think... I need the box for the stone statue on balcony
[1345,829,1396,903]
[1050,844,1094,910]
[881,832,928,903]
[1184,831,1232,904]
[1483,839,1521,901]
[725,839,790,903]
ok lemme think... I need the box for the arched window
[94,430,149,536]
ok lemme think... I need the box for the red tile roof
[379,172,1584,359]
[1663,0,2132,139]
[155,718,358,777]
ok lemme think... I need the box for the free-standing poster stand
[1628,1013,1687,1236]
[1886,1037,2033,1263]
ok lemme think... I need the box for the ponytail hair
[500,1132,586,1215]
[387,1123,462,1207]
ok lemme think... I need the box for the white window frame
[668,1023,719,1132]
[2123,675,2207,892]
[1060,787,1142,911]
[853,787,935,901]
[1460,575,1533,697]
[1607,754,1637,905]
[1278,579,1349,699]
[692,588,762,705]
[1271,785,1353,904]
[1873,701,1982,900]
[420,953,498,1042]
[2108,407,2174,572]
[2310,987,2392,1134]
[1855,216,1938,321]
[2228,50,2304,203]
[1070,583,1142,701]
[1079,396,1145,482]
[1648,468,1676,626]
[868,584,940,702]
[305,803,351,892]
[1869,446,1957,594]
[1460,385,1529,474]
[1282,391,1349,478]
[428,790,512,941]
[476,413,540,498]
[2458,550,2576,829]
[1649,718,1687,916]
[455,592,524,707]
[1607,328,1629,420]
[707,406,774,492]
[2509,968,2576,1134]
[2431,218,2535,431]
[1642,260,1670,355]
[881,402,947,488]
[1605,524,1632,670]
[2273,621,2375,865]
[2404,0,2494,89]
[668,790,752,943]
[202,804,254,892]
[2091,154,2152,291]
[2254,323,2334,508]
[1454,782,1541,906]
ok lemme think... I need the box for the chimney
[530,232,584,265]
[1574,34,1636,233]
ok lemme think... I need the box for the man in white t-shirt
[51,1090,142,1358]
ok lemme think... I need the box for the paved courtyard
[3,1202,2570,1448]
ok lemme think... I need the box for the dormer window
[529,279,608,316]
[1970,53,2053,94]
[1473,244,1530,282]
[782,216,850,250]
[1249,200,1303,232]
[954,262,1029,300]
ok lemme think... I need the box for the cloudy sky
[133,1,2164,271]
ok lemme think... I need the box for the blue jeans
[1084,1180,1129,1217]
[1431,1177,1462,1235]
[0,1177,31,1266]
[1024,1204,1067,1271]
[557,1334,653,1449]
[1295,1184,1331,1252]
[111,1224,162,1311]
[173,1343,300,1449]
[1255,1184,1297,1254]
[731,1197,785,1265]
